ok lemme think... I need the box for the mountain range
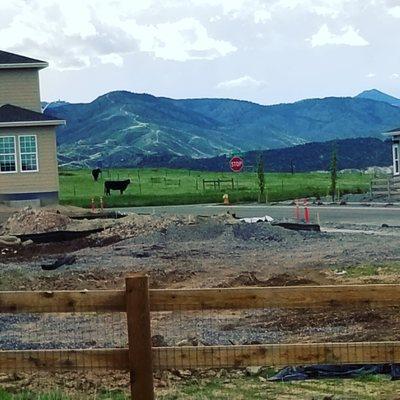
[132,137,391,172]
[45,89,400,169]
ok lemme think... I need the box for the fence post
[137,169,142,195]
[126,274,154,400]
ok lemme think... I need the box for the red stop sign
[230,156,244,172]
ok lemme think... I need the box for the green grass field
[0,374,398,399]
[59,168,372,208]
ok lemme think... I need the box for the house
[386,127,400,176]
[0,50,65,205]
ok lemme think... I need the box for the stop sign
[230,156,244,172]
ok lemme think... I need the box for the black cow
[92,168,102,182]
[104,179,131,195]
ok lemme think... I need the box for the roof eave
[384,130,400,136]
[0,120,66,128]
[0,62,48,70]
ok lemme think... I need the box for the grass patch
[342,262,400,278]
[0,390,128,400]
[0,375,398,400]
[59,168,371,208]
[158,375,399,400]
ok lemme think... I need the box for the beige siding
[0,69,41,112]
[0,126,59,194]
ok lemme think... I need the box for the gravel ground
[0,209,400,395]
[0,213,400,351]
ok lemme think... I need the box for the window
[0,136,17,173]
[19,135,38,172]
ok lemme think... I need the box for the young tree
[257,154,266,203]
[330,146,337,202]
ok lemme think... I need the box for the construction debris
[0,235,21,247]
[1,208,71,235]
[41,254,77,271]
[240,215,274,223]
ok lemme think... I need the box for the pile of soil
[98,213,168,239]
[97,213,209,241]
[232,223,298,242]
[0,208,71,235]
[217,272,317,288]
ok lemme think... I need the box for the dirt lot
[0,205,400,397]
[1,207,399,290]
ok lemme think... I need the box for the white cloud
[274,0,352,18]
[365,72,376,78]
[216,75,266,89]
[0,0,236,70]
[388,6,400,18]
[309,24,369,47]
[254,9,272,23]
[190,0,250,17]
[190,0,273,23]
[391,73,400,79]
[98,53,124,67]
[131,18,236,62]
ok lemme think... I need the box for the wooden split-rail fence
[1,276,400,399]
[370,175,400,200]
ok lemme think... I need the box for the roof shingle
[0,50,47,66]
[0,104,64,125]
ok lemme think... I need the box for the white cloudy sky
[1,0,399,104]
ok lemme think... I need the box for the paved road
[117,203,400,227]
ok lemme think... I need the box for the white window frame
[393,143,400,176]
[18,134,39,173]
[0,135,17,174]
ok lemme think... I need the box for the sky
[1,0,399,105]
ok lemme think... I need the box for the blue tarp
[269,364,400,381]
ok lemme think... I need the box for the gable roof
[0,50,48,70]
[0,104,65,127]
[385,127,400,135]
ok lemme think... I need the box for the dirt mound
[264,273,316,286]
[150,267,197,289]
[43,204,88,217]
[97,213,185,240]
[0,208,72,235]
[218,272,317,288]
[98,213,236,242]
[232,223,298,242]
[217,272,266,287]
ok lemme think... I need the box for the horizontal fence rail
[0,290,126,313]
[0,341,400,372]
[0,349,129,371]
[149,284,400,311]
[1,284,400,313]
[153,342,400,369]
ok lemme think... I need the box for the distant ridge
[356,89,400,107]
[129,137,392,172]
[58,137,391,172]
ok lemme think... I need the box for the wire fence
[0,279,400,398]
[0,312,127,351]
[2,307,400,369]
